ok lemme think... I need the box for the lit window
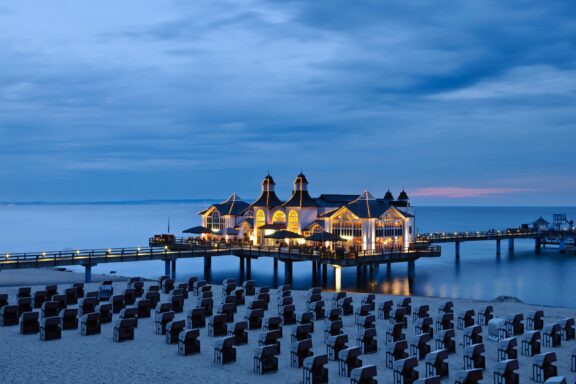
[288,210,299,233]
[332,213,362,237]
[207,211,226,231]
[256,210,266,229]
[272,210,286,223]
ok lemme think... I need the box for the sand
[0,268,575,384]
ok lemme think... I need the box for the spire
[262,174,275,192]
[384,189,394,201]
[293,172,309,192]
[398,189,409,201]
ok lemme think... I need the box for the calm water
[1,203,575,308]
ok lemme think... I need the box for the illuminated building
[199,173,416,251]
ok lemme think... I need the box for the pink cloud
[412,187,535,198]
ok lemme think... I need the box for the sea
[1,203,575,308]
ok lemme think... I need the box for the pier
[418,228,576,258]
[0,242,441,283]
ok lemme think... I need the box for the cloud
[412,187,537,198]
[432,65,576,100]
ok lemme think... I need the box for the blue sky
[0,0,574,205]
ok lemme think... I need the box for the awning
[264,230,303,239]
[216,227,239,236]
[305,231,345,242]
[183,225,212,234]
[258,223,287,230]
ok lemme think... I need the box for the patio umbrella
[183,225,212,234]
[216,227,239,236]
[305,231,345,242]
[264,230,303,239]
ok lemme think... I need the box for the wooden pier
[0,242,441,283]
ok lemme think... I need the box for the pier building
[199,173,416,252]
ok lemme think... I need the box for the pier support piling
[164,260,170,277]
[535,238,541,254]
[496,239,501,256]
[273,258,278,272]
[508,238,514,251]
[559,239,566,254]
[284,261,293,284]
[246,257,252,279]
[171,259,177,279]
[455,242,460,259]
[203,256,211,281]
[84,264,93,284]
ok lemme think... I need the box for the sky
[0,0,575,205]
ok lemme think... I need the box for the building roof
[345,191,391,219]
[283,189,320,207]
[315,194,359,207]
[384,190,394,201]
[398,190,409,200]
[251,190,283,209]
[303,219,325,231]
[533,217,550,225]
[199,193,250,216]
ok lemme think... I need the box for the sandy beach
[0,268,575,384]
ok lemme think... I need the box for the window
[376,214,403,237]
[207,211,225,231]
[288,210,299,233]
[312,225,324,234]
[272,210,286,223]
[332,213,362,238]
[256,210,265,229]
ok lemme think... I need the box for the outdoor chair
[457,309,475,330]
[213,336,236,364]
[242,280,256,296]
[493,359,519,384]
[17,297,32,316]
[40,316,61,341]
[72,283,85,298]
[291,338,313,368]
[233,287,245,306]
[208,314,227,337]
[60,308,78,330]
[435,328,455,354]
[123,288,136,306]
[532,352,557,383]
[136,299,151,318]
[413,305,429,322]
[521,331,541,356]
[187,307,206,329]
[386,322,406,344]
[80,312,101,336]
[0,294,8,309]
[44,285,57,300]
[145,291,160,308]
[178,328,200,356]
[350,365,377,384]
[543,323,562,347]
[355,305,372,324]
[504,313,524,336]
[463,343,485,370]
[97,303,113,324]
[119,307,138,328]
[292,324,313,343]
[527,310,544,330]
[415,317,433,338]
[78,297,97,316]
[361,294,375,311]
[435,313,453,332]
[297,311,314,331]
[337,346,362,376]
[357,327,377,354]
[193,280,207,296]
[227,321,248,345]
[113,318,136,342]
[437,301,453,315]
[165,319,185,344]
[410,333,431,361]
[198,298,213,317]
[477,305,493,325]
[99,284,113,301]
[326,308,342,324]
[248,299,265,311]
[17,287,31,299]
[218,303,235,323]
[111,295,125,314]
[280,303,296,325]
[155,311,175,335]
[258,329,281,355]
[463,325,482,347]
[424,349,449,380]
[559,318,575,340]
[357,314,375,332]
[392,356,419,384]
[454,368,483,384]
[498,337,518,361]
[163,278,174,294]
[390,307,408,328]
[302,354,328,384]
[20,311,39,334]
[33,291,47,309]
[338,297,353,316]
[378,300,393,320]
[309,300,325,321]
[263,315,283,337]
[385,340,409,369]
[253,345,278,374]
[245,308,264,330]
[171,294,184,313]
[324,320,343,341]
[488,318,507,341]
[42,301,60,319]
[327,333,348,360]
[186,276,198,292]
[52,295,66,311]
[65,287,78,305]
[397,297,412,315]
